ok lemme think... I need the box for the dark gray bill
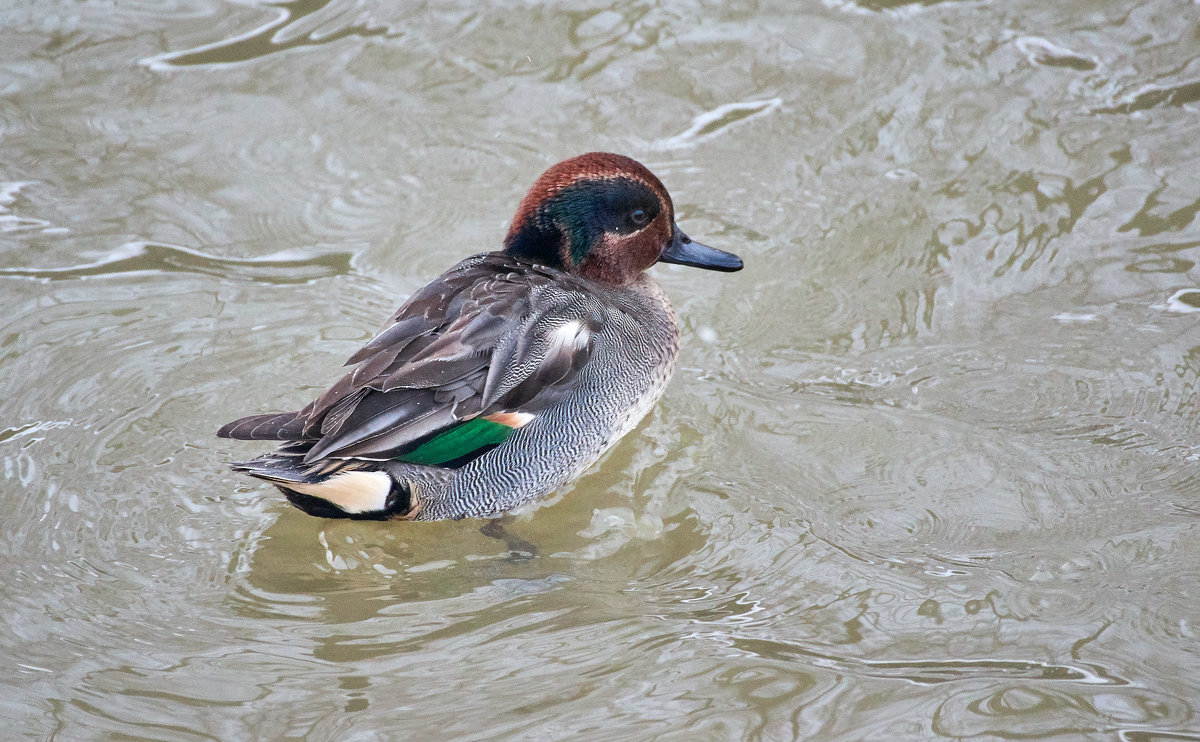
[659,224,743,272]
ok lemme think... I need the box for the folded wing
[217,253,602,468]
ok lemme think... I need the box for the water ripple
[1096,79,1200,115]
[144,0,400,70]
[657,99,783,151]
[0,241,353,284]
[1016,36,1099,71]
[933,683,1195,739]
[730,635,1121,686]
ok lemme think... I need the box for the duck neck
[503,217,570,271]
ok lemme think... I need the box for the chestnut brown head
[504,153,742,286]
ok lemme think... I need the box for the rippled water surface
[3,1,1200,739]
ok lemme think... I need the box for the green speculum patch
[398,417,515,467]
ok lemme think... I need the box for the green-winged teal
[217,153,742,520]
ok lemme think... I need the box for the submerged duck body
[218,153,742,520]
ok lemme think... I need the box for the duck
[217,152,742,521]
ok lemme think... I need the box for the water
[2,0,1199,738]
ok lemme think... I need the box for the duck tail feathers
[231,453,413,520]
[217,411,307,441]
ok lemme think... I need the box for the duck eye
[630,209,650,226]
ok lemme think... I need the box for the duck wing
[217,252,602,468]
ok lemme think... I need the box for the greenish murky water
[3,1,1200,739]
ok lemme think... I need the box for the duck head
[503,152,743,286]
